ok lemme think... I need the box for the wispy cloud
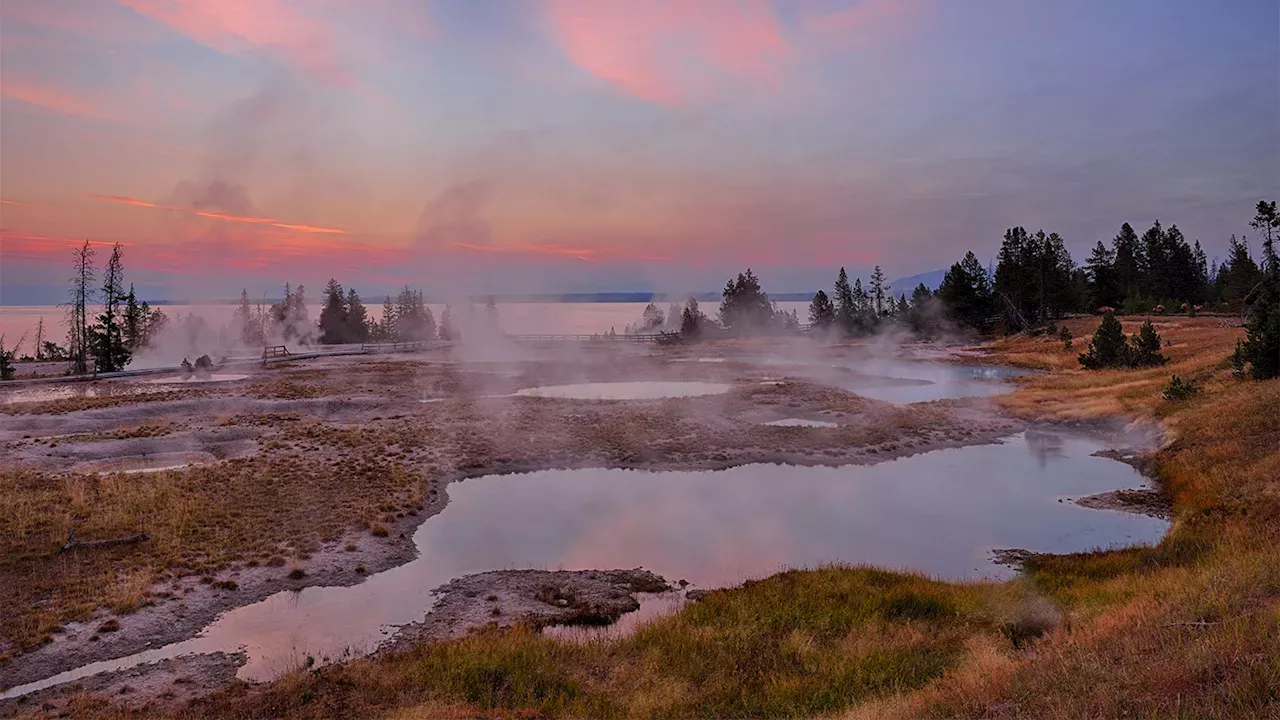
[89,193,347,234]
[546,0,787,105]
[116,0,356,87]
[0,77,116,120]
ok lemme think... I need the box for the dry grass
[10,319,1278,718]
[59,568,1059,720]
[0,454,432,659]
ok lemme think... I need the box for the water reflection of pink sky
[5,432,1169,694]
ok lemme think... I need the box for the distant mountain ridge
[887,269,946,294]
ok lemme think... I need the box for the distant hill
[887,269,946,295]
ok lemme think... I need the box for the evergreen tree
[833,267,856,334]
[808,290,836,330]
[1112,222,1143,300]
[318,279,348,344]
[1232,281,1280,380]
[233,289,262,346]
[869,265,887,317]
[639,302,665,332]
[438,304,458,341]
[33,318,45,361]
[1129,320,1166,367]
[395,286,435,341]
[1216,235,1263,306]
[122,285,144,350]
[379,295,397,341]
[67,240,96,375]
[1078,312,1129,369]
[1250,200,1279,276]
[346,288,370,343]
[1085,240,1120,310]
[718,268,774,333]
[680,296,706,338]
[0,337,15,381]
[90,243,130,372]
[938,251,994,330]
[993,227,1074,329]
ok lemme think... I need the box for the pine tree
[234,289,262,346]
[718,269,774,333]
[122,284,144,350]
[67,240,96,375]
[1216,235,1263,306]
[0,337,15,381]
[1112,222,1143,300]
[1129,320,1166,367]
[318,279,348,344]
[91,243,130,372]
[1250,200,1279,276]
[869,265,887,317]
[680,296,706,338]
[938,251,994,330]
[833,267,856,334]
[808,290,836,329]
[346,288,369,343]
[33,317,45,361]
[379,295,397,341]
[439,304,458,341]
[1078,312,1129,369]
[1085,240,1120,310]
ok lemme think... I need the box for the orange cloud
[116,0,354,87]
[546,0,787,105]
[0,77,115,120]
[89,193,346,234]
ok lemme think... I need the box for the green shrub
[1079,314,1165,369]
[1079,313,1129,369]
[1058,325,1073,350]
[1232,280,1280,380]
[1129,320,1167,367]
[1162,375,1200,401]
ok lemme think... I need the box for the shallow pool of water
[72,453,217,475]
[514,381,733,400]
[745,355,1021,403]
[3,430,1166,696]
[0,384,167,405]
[140,373,250,385]
[764,418,839,428]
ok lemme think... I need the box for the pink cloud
[116,0,355,87]
[546,0,787,105]
[89,193,347,235]
[0,77,116,120]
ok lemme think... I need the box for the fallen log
[59,528,150,554]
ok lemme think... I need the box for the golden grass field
[9,316,1279,718]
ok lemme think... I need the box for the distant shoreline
[2,293,822,307]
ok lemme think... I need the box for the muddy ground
[0,338,1146,710]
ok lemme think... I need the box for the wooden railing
[262,345,290,360]
[361,341,427,353]
[506,333,666,343]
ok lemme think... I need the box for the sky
[1,0,1277,303]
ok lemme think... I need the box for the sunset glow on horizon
[1,0,1276,302]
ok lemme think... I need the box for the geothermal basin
[3,429,1167,697]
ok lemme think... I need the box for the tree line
[1,241,169,378]
[232,279,501,346]
[931,201,1279,333]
